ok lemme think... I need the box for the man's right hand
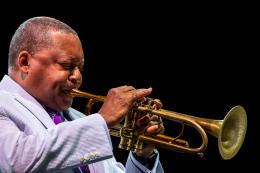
[98,86,152,127]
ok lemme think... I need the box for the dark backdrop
[0,6,257,172]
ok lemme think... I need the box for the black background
[0,4,257,172]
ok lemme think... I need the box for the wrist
[133,150,157,169]
[134,149,157,159]
[144,150,157,159]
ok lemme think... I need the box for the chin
[63,102,73,110]
[58,101,73,111]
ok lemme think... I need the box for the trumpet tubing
[70,89,247,160]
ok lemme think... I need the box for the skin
[10,30,163,158]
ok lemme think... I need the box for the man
[0,16,164,172]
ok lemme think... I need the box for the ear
[17,51,32,73]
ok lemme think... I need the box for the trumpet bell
[219,105,247,160]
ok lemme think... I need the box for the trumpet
[70,89,247,160]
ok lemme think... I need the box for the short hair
[8,16,78,71]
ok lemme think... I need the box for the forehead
[50,32,82,50]
[32,31,84,65]
[49,32,84,61]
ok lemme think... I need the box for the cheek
[30,62,70,88]
[46,70,70,83]
[35,72,69,91]
[28,68,47,87]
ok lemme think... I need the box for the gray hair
[8,16,78,72]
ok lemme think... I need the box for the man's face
[26,32,84,111]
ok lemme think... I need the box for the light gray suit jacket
[0,75,164,173]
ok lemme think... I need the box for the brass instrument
[71,89,247,160]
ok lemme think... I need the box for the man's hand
[98,86,152,127]
[134,99,165,158]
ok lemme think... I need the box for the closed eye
[59,63,75,71]
[59,62,84,72]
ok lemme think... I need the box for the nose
[68,67,82,88]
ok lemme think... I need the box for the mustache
[63,78,82,90]
[62,83,81,92]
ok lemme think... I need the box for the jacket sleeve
[0,105,113,173]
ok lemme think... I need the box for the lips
[61,83,79,97]
[60,87,73,96]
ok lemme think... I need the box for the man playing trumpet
[0,16,164,173]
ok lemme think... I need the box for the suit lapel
[15,94,55,128]
[0,75,55,129]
